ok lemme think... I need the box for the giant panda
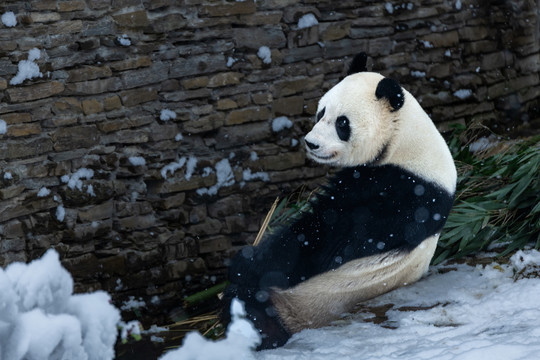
[223,52,457,350]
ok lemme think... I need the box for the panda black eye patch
[336,115,350,142]
[316,107,326,122]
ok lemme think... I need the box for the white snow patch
[257,46,272,64]
[0,119,7,134]
[4,171,13,180]
[253,250,540,360]
[121,296,146,311]
[37,187,51,197]
[419,40,434,48]
[196,159,235,196]
[0,249,120,360]
[175,133,183,141]
[161,157,187,179]
[456,0,462,10]
[272,116,293,132]
[411,70,426,78]
[159,299,260,360]
[243,169,270,182]
[10,48,43,85]
[202,167,213,177]
[128,156,146,166]
[454,89,473,99]
[445,49,452,57]
[297,13,318,29]
[250,151,258,161]
[385,3,394,14]
[468,136,499,153]
[160,109,177,121]
[185,156,197,181]
[117,34,131,46]
[291,139,299,147]
[56,205,66,222]
[227,57,237,67]
[1,11,17,27]
[63,168,94,191]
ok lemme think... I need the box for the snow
[185,156,198,181]
[196,159,235,196]
[1,11,17,27]
[167,250,540,360]
[454,89,473,99]
[250,151,258,161]
[0,119,7,134]
[117,34,131,46]
[257,46,272,64]
[62,168,94,191]
[160,299,260,360]
[243,168,270,182]
[56,205,66,222]
[160,109,177,121]
[0,249,120,360]
[411,70,426,78]
[128,156,146,166]
[297,13,318,29]
[120,296,146,311]
[37,187,51,197]
[10,48,43,85]
[4,171,13,179]
[456,0,462,10]
[419,40,434,49]
[385,3,394,14]
[272,116,293,132]
[227,57,237,67]
[161,157,187,179]
[175,133,183,141]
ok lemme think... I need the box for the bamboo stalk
[253,197,280,246]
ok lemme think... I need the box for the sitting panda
[223,52,457,350]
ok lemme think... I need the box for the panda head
[304,53,405,167]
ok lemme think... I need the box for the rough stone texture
[0,0,538,325]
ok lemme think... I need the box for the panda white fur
[223,53,457,350]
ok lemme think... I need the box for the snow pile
[117,34,131,46]
[272,116,293,132]
[1,11,17,27]
[297,13,318,29]
[175,133,183,141]
[37,187,51,197]
[56,205,66,222]
[128,156,146,166]
[419,40,434,49]
[256,250,540,360]
[410,70,426,78]
[0,249,120,360]
[160,299,260,360]
[61,168,94,191]
[196,159,235,196]
[454,89,473,99]
[10,48,43,85]
[257,46,272,64]
[227,57,237,68]
[0,119,7,134]
[456,0,462,10]
[385,3,394,14]
[160,109,177,121]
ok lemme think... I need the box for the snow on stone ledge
[0,119,7,135]
[10,48,43,85]
[272,116,293,132]
[257,46,272,64]
[1,11,17,27]
[0,249,120,360]
[297,13,318,29]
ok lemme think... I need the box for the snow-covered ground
[164,249,540,360]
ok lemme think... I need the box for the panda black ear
[347,52,368,75]
[375,78,404,112]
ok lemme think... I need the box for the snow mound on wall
[159,299,261,360]
[0,249,120,360]
[10,48,43,85]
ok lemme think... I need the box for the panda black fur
[223,53,457,350]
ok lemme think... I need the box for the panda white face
[305,72,397,167]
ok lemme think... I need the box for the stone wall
[0,0,538,320]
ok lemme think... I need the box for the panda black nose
[305,140,319,150]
